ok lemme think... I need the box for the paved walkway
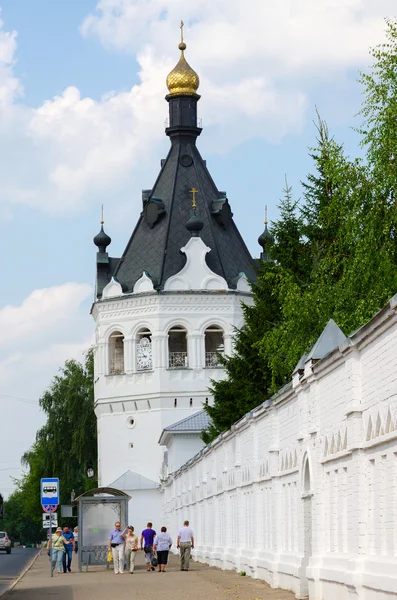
[6,551,295,600]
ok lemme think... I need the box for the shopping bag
[107,550,113,563]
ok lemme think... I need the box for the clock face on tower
[136,337,152,371]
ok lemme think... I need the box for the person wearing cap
[46,527,72,574]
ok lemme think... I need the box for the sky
[0,0,394,497]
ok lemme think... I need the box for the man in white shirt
[177,520,194,571]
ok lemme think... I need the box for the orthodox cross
[264,204,268,225]
[101,204,104,225]
[180,20,184,44]
[190,188,198,209]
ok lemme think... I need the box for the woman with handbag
[46,527,71,574]
[125,526,139,574]
[153,527,173,573]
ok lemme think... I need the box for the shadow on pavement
[7,585,74,599]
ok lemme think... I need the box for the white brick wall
[162,294,397,599]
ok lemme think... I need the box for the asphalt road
[0,547,39,596]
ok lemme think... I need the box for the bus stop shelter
[74,487,130,571]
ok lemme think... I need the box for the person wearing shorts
[153,527,173,572]
[140,522,156,572]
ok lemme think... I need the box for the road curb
[0,549,42,597]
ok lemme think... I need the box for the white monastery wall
[162,295,397,600]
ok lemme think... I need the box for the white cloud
[0,3,394,216]
[0,16,21,109]
[0,282,92,348]
[0,281,92,400]
[0,283,93,496]
[81,0,393,71]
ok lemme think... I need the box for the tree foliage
[204,19,397,442]
[2,350,96,543]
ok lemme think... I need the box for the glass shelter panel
[82,502,121,546]
[78,496,128,569]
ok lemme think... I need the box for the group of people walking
[108,520,194,575]
[46,526,78,574]
[47,520,193,576]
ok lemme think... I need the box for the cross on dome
[166,22,200,97]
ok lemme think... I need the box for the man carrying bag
[108,522,127,574]
[140,522,157,572]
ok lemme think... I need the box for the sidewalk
[6,550,295,600]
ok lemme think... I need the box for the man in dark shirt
[140,522,156,572]
[62,526,75,573]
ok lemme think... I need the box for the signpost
[41,478,59,578]
[43,513,58,528]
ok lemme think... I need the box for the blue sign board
[41,478,59,506]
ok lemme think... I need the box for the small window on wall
[168,326,188,368]
[205,326,224,368]
[136,328,152,371]
[109,331,125,374]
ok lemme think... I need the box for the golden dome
[166,41,200,97]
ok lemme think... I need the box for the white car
[0,532,11,554]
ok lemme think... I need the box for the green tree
[205,16,397,440]
[359,18,397,202]
[38,348,97,501]
[203,183,304,441]
[2,350,96,543]
[269,180,308,281]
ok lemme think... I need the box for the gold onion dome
[166,39,200,97]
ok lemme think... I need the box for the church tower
[92,26,255,528]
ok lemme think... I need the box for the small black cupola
[94,206,113,298]
[258,206,274,262]
[94,224,111,252]
[94,206,111,252]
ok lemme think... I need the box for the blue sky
[0,0,393,495]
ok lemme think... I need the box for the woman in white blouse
[153,527,173,572]
[125,526,139,574]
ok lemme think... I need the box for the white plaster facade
[93,273,251,532]
[162,293,397,600]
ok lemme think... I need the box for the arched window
[109,331,125,374]
[205,326,224,368]
[136,327,152,371]
[168,326,188,368]
[303,457,311,493]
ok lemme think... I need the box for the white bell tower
[92,35,255,531]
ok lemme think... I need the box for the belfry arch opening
[108,331,125,375]
[168,326,188,368]
[205,326,225,368]
[136,327,152,371]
